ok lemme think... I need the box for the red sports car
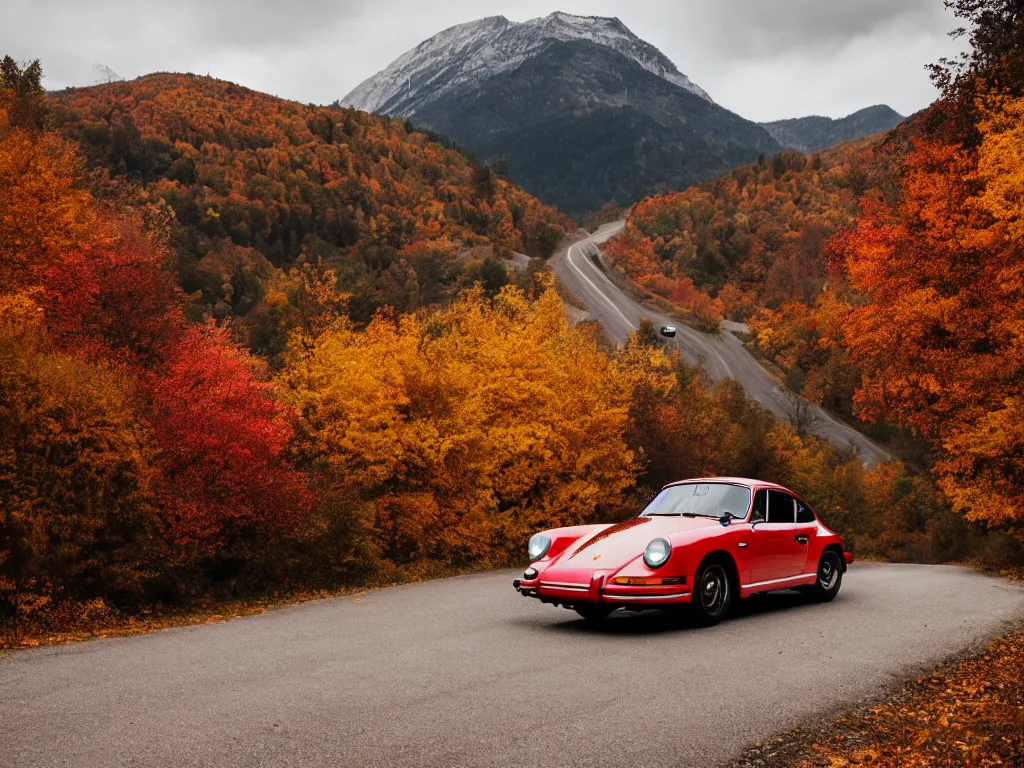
[513,478,852,625]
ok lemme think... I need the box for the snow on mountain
[342,12,713,117]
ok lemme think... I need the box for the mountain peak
[535,12,636,43]
[542,11,623,28]
[342,12,712,116]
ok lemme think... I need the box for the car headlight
[644,537,672,569]
[528,533,551,561]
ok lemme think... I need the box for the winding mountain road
[552,222,891,465]
[3,565,1023,768]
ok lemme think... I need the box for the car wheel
[574,604,614,622]
[690,557,733,626]
[807,550,843,602]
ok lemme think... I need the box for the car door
[748,490,810,583]
[792,497,820,575]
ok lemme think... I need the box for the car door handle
[795,534,809,544]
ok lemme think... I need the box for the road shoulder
[727,622,1024,768]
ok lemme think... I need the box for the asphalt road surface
[3,564,1023,768]
[551,222,891,466]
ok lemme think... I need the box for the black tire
[574,604,614,622]
[807,550,844,602]
[690,557,734,627]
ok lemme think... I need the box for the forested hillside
[606,135,893,324]
[48,73,568,363]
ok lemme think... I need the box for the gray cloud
[0,0,964,121]
[684,0,946,54]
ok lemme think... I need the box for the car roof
[661,477,791,492]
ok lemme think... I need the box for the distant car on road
[660,326,677,338]
[514,478,851,625]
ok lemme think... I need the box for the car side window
[796,500,816,523]
[751,489,767,522]
[766,491,796,524]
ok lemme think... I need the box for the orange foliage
[749,301,821,378]
[624,140,893,315]
[0,112,98,289]
[1,77,313,616]
[603,224,660,277]
[281,285,639,564]
[669,276,724,324]
[604,223,723,325]
[0,292,165,611]
[836,96,1024,538]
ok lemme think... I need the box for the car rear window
[796,501,816,523]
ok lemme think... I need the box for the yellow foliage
[281,286,638,563]
[974,95,1024,244]
[937,397,1024,530]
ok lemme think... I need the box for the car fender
[675,526,748,586]
[606,524,744,584]
[808,523,846,572]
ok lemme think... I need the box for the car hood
[544,516,723,578]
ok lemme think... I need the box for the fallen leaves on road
[733,632,1024,768]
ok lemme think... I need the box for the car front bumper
[513,576,692,607]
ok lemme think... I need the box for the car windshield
[641,483,751,519]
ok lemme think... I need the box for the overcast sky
[1,0,965,122]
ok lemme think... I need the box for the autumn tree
[0,294,165,616]
[292,260,348,349]
[281,285,638,564]
[0,103,97,289]
[837,95,1024,540]
[0,55,47,130]
[930,0,1024,141]
[145,323,312,567]
[44,222,183,367]
[603,224,660,278]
